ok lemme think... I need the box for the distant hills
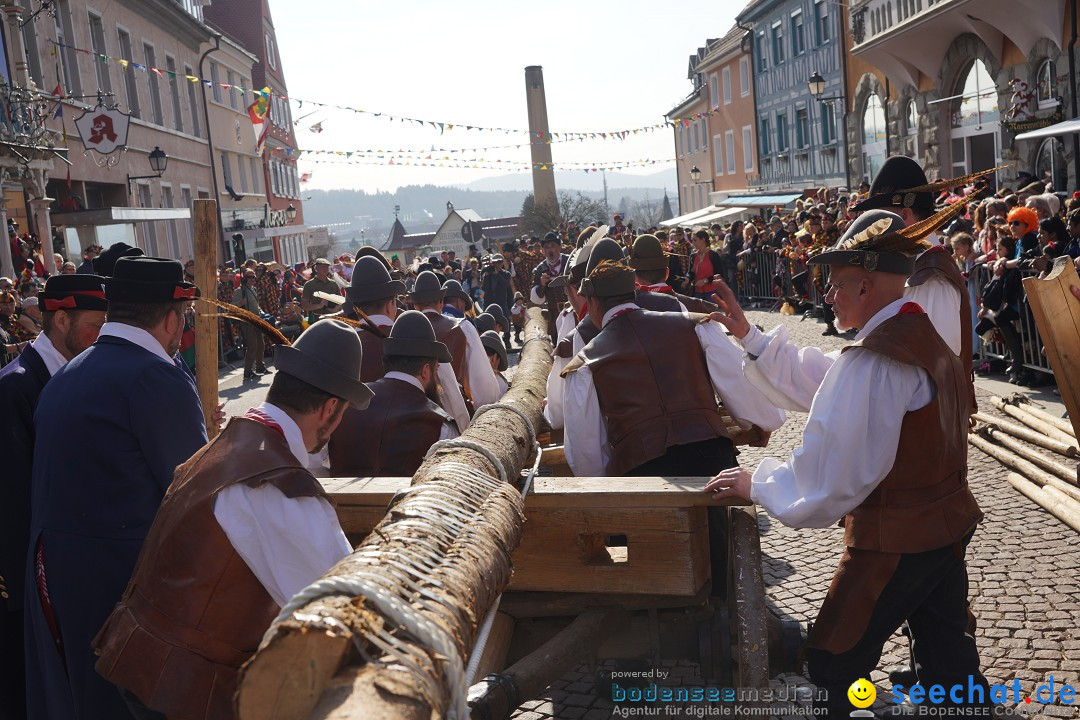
[303,171,679,245]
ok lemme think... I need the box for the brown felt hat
[381,310,452,362]
[629,234,669,271]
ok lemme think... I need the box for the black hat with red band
[40,274,109,312]
[105,257,200,304]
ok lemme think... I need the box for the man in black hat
[233,268,272,380]
[25,257,209,720]
[480,254,513,341]
[441,278,473,318]
[92,241,144,277]
[707,209,989,718]
[343,258,468,433]
[95,320,369,720]
[409,270,498,409]
[530,232,569,342]
[329,311,457,477]
[76,245,102,275]
[852,156,972,368]
[0,274,107,720]
[560,254,783,477]
[629,234,697,313]
[484,302,511,347]
[480,330,510,397]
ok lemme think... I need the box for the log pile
[971,395,1079,533]
[236,309,552,720]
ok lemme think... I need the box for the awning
[1015,117,1080,142]
[659,205,721,228]
[51,207,191,226]
[716,193,802,208]
[693,205,750,225]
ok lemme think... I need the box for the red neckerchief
[637,282,674,294]
[243,407,286,439]
[576,304,588,323]
[607,307,637,324]
[898,302,925,315]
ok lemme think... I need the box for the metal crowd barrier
[970,263,1054,376]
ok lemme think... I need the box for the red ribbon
[636,282,674,294]
[42,289,106,311]
[898,301,925,315]
[242,407,285,439]
[173,286,197,300]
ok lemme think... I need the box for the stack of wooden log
[970,395,1080,533]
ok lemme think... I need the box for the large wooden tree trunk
[237,309,552,720]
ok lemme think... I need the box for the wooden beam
[193,199,220,439]
[1022,257,1080,439]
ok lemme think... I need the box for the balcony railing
[0,80,63,163]
[850,0,959,47]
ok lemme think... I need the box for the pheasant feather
[198,297,291,345]
[897,165,1008,195]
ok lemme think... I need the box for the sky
[271,0,741,193]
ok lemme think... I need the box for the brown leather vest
[635,288,684,313]
[840,312,983,554]
[328,377,452,476]
[575,309,731,475]
[674,291,718,314]
[424,311,467,385]
[908,246,975,413]
[94,418,327,720]
[357,326,388,382]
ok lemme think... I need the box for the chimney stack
[524,66,558,213]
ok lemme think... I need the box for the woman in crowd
[950,232,981,354]
[976,235,1028,385]
[688,228,723,301]
[1006,206,1040,260]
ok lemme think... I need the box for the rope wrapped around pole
[236,308,553,720]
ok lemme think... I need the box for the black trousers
[625,437,737,477]
[806,532,989,718]
[0,610,26,720]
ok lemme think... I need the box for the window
[165,56,183,132]
[821,102,836,144]
[863,94,886,144]
[740,57,750,96]
[88,13,111,95]
[904,99,917,136]
[250,157,262,194]
[1037,60,1059,109]
[759,117,771,155]
[265,33,277,70]
[138,185,157,254]
[757,31,768,72]
[21,23,44,86]
[226,69,239,110]
[814,0,831,45]
[237,154,249,194]
[221,152,233,189]
[162,185,180,258]
[771,22,784,65]
[117,30,140,118]
[271,161,280,196]
[722,67,732,105]
[795,108,809,148]
[776,112,788,152]
[743,126,754,171]
[791,11,805,56]
[180,186,194,257]
[709,74,719,109]
[210,62,222,104]
[714,135,724,175]
[954,60,999,128]
[143,43,163,124]
[725,130,736,174]
[185,64,201,137]
[54,0,80,94]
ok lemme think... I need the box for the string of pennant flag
[49,40,723,139]
[297,156,675,172]
[277,146,674,168]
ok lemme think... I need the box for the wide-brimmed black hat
[274,319,373,409]
[442,279,473,311]
[408,271,446,304]
[486,303,508,329]
[480,330,508,371]
[381,310,452,363]
[550,239,596,289]
[345,256,406,304]
[475,312,496,334]
[40,273,109,312]
[629,234,669,271]
[92,242,144,277]
[105,257,200,303]
[851,156,936,214]
[579,238,634,297]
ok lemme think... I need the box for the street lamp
[286,203,297,223]
[690,165,701,183]
[126,146,169,203]
[807,71,843,104]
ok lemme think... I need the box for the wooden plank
[1023,257,1080,439]
[192,199,220,439]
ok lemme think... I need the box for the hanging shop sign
[74,103,131,156]
[1004,108,1064,135]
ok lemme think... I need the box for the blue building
[737,0,849,191]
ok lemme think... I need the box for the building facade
[700,26,759,197]
[847,0,1075,190]
[204,0,307,267]
[668,48,711,215]
[738,0,848,191]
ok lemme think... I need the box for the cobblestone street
[508,308,1080,719]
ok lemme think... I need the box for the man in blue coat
[25,257,208,720]
[0,274,107,720]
